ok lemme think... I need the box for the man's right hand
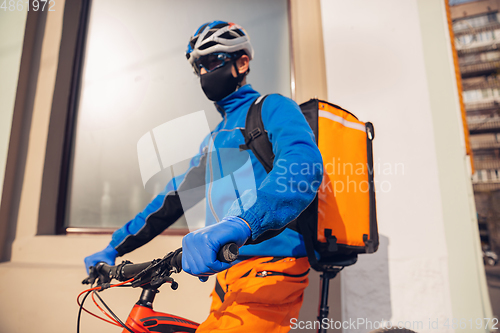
[84,244,118,274]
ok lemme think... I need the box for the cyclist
[85,20,323,332]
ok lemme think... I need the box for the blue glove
[84,244,118,274]
[182,216,251,280]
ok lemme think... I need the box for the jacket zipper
[255,269,310,278]
[207,107,228,222]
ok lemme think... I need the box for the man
[85,20,323,332]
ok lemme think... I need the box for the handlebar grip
[172,250,183,271]
[217,242,239,263]
[172,242,239,272]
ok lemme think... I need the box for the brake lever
[130,251,180,288]
[82,266,98,285]
[81,266,112,291]
[82,276,95,285]
[129,258,166,288]
[150,275,178,290]
[82,262,118,289]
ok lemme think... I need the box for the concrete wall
[320,0,491,332]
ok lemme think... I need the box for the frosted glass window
[65,0,291,229]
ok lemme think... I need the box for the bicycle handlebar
[86,243,239,287]
[171,242,239,270]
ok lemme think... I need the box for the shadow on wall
[297,267,342,332]
[292,235,390,333]
[342,234,391,333]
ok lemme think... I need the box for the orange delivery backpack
[240,96,379,272]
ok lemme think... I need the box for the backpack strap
[239,95,289,245]
[239,95,274,173]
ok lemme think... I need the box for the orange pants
[196,256,310,333]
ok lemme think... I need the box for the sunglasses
[193,53,235,75]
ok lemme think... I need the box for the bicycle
[78,245,420,333]
[77,243,238,333]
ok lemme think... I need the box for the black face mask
[200,61,241,101]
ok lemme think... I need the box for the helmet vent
[219,31,238,40]
[212,23,229,30]
[189,37,198,50]
[198,41,218,50]
[234,29,245,37]
[203,29,217,41]
[195,24,209,36]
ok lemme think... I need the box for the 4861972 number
[443,318,499,330]
[1,0,55,11]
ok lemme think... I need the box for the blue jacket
[110,85,323,258]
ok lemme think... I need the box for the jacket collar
[214,84,260,116]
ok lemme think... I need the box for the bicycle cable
[77,287,122,330]
[76,278,134,331]
[92,290,135,333]
[91,292,121,326]
[77,290,91,333]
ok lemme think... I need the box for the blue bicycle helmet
[186,20,254,65]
